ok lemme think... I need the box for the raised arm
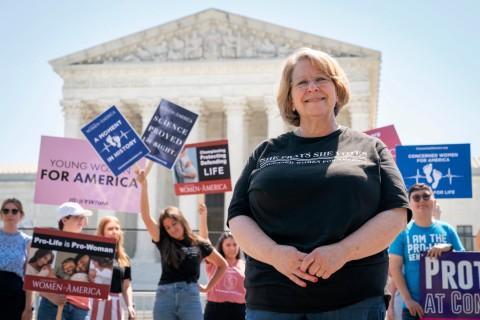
[136,169,160,242]
[229,215,317,287]
[198,203,209,242]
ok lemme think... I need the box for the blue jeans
[37,298,89,320]
[246,296,385,320]
[153,282,202,320]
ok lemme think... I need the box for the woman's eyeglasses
[2,208,19,215]
[291,76,331,90]
[412,193,432,202]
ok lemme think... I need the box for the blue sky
[1,0,479,165]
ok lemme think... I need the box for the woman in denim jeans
[137,170,227,320]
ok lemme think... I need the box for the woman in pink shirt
[199,203,246,320]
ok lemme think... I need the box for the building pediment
[50,9,379,67]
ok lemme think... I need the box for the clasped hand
[271,244,349,287]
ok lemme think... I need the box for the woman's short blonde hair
[277,47,350,127]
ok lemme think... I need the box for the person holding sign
[228,47,411,319]
[90,216,135,320]
[198,203,246,320]
[0,198,33,320]
[37,202,92,320]
[136,170,227,320]
[389,183,464,320]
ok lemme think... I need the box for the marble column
[197,106,209,144]
[349,98,371,131]
[243,107,251,165]
[350,111,370,131]
[177,97,203,230]
[61,99,83,138]
[223,97,248,220]
[265,96,284,138]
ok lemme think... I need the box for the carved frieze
[77,20,359,65]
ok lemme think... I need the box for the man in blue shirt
[389,183,464,320]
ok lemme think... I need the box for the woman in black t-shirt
[91,216,135,320]
[228,47,412,319]
[136,169,227,320]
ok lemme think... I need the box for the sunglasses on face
[411,193,432,202]
[2,208,19,215]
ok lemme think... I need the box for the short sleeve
[377,142,412,221]
[227,141,269,225]
[389,230,405,257]
[199,241,214,259]
[124,266,132,280]
[447,225,465,252]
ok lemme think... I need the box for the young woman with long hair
[136,169,227,320]
[91,216,135,320]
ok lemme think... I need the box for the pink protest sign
[364,125,402,159]
[34,136,142,213]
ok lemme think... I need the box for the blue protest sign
[396,144,472,198]
[142,99,198,169]
[81,106,149,176]
[421,252,480,319]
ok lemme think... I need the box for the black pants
[0,271,26,320]
[204,301,246,320]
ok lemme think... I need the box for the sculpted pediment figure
[51,9,376,67]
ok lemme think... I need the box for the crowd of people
[0,48,476,320]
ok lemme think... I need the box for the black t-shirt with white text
[154,238,213,285]
[228,127,411,312]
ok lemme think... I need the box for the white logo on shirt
[258,151,368,169]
